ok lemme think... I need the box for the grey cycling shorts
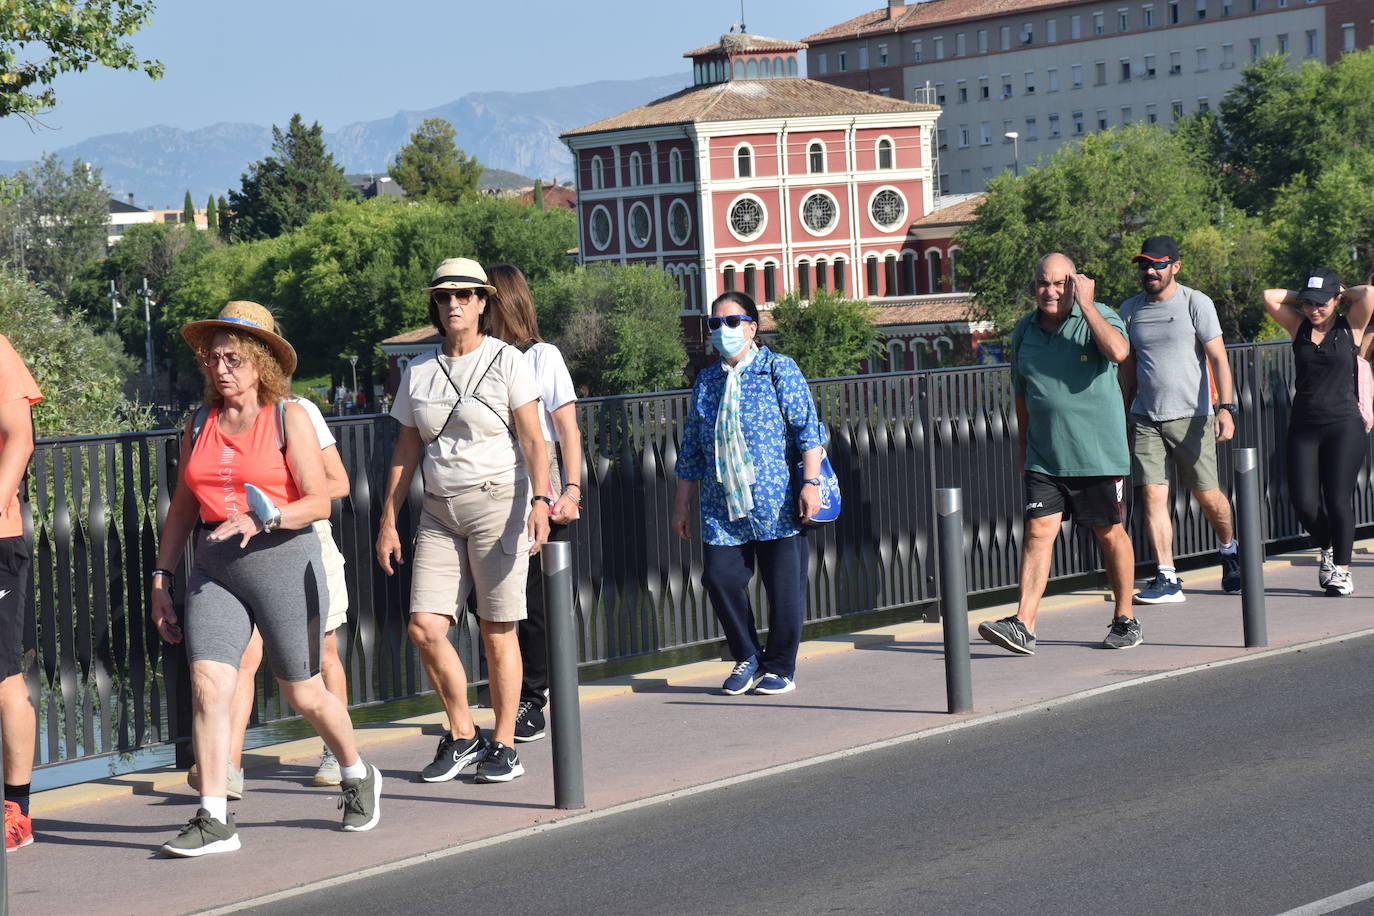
[185,526,325,682]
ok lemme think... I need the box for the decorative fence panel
[20,340,1373,772]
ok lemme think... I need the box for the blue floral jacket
[676,347,827,546]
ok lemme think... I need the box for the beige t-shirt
[391,336,540,495]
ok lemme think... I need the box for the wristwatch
[1215,402,1238,417]
[802,477,824,487]
[531,495,554,509]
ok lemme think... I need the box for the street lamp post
[348,355,359,410]
[137,276,155,380]
[1004,131,1021,177]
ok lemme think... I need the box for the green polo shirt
[1010,301,1130,478]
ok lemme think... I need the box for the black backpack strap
[275,400,287,451]
[188,405,210,451]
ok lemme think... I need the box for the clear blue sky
[0,0,853,160]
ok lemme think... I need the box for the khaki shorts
[411,479,532,623]
[312,519,349,633]
[1130,413,1219,491]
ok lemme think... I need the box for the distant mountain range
[0,73,688,210]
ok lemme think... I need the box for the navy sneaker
[1134,572,1184,604]
[721,655,761,695]
[753,673,795,695]
[977,616,1036,656]
[513,700,546,743]
[1220,551,1241,594]
[474,741,524,783]
[420,731,486,782]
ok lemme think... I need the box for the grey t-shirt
[1118,283,1223,420]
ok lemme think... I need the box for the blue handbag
[769,357,841,525]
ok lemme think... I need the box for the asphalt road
[257,635,1374,916]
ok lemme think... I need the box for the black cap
[1131,235,1180,265]
[1296,267,1342,304]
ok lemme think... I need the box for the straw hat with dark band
[181,300,297,375]
[424,257,495,294]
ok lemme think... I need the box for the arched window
[775,56,785,75]
[723,265,736,291]
[669,148,683,183]
[815,258,828,292]
[888,339,907,372]
[786,57,798,76]
[743,263,757,299]
[948,247,962,291]
[926,249,943,292]
[797,260,812,299]
[808,141,825,174]
[629,152,643,186]
[694,62,702,85]
[865,256,880,297]
[877,138,895,169]
[763,262,778,302]
[884,254,899,297]
[746,59,758,78]
[735,144,753,178]
[902,251,919,295]
[760,57,772,77]
[833,257,846,293]
[733,59,745,79]
[590,156,604,190]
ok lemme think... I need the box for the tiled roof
[562,78,938,138]
[909,193,984,228]
[381,327,440,346]
[804,0,1068,44]
[683,33,807,57]
[758,293,975,331]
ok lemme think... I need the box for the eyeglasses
[199,350,245,369]
[433,289,479,304]
[707,315,756,330]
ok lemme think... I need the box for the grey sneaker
[187,762,244,801]
[1318,548,1337,589]
[313,746,341,786]
[1102,615,1144,649]
[161,808,240,857]
[338,763,382,832]
[977,616,1036,656]
[1325,567,1354,596]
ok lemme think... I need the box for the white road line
[1276,879,1374,915]
[196,627,1374,916]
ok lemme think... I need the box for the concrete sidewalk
[6,543,1372,915]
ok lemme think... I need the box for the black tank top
[1292,315,1360,425]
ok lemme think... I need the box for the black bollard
[937,488,973,713]
[1233,447,1268,647]
[541,540,585,809]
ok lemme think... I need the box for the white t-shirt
[523,342,577,443]
[289,396,336,449]
[391,336,540,496]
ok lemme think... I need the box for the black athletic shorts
[1023,470,1125,528]
[0,535,32,680]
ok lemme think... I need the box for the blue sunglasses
[707,315,756,330]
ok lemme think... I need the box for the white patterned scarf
[714,344,759,520]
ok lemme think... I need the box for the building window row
[828,0,1309,71]
[695,55,799,84]
[725,188,910,243]
[585,148,690,192]
[585,199,696,252]
[729,138,902,179]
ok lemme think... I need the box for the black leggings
[1286,417,1367,566]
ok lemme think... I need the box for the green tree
[0,0,162,120]
[223,114,354,242]
[533,179,544,210]
[956,125,1222,333]
[769,287,882,378]
[1265,151,1374,287]
[535,264,686,395]
[389,117,483,204]
[181,189,195,225]
[216,195,229,239]
[0,153,110,298]
[0,267,151,436]
[205,194,218,234]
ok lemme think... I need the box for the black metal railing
[18,341,1372,772]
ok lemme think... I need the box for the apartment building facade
[805,0,1372,193]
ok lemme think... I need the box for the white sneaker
[1325,567,1354,596]
[1318,548,1336,589]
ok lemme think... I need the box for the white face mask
[711,324,749,358]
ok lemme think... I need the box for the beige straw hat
[423,257,496,294]
[180,300,297,375]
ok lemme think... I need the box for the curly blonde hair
[198,330,291,407]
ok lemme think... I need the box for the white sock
[1158,566,1178,582]
[339,756,367,781]
[201,796,228,822]
[1219,540,1237,555]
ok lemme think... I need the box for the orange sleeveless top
[184,405,300,523]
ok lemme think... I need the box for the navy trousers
[702,533,809,679]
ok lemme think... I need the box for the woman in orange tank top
[148,301,383,856]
